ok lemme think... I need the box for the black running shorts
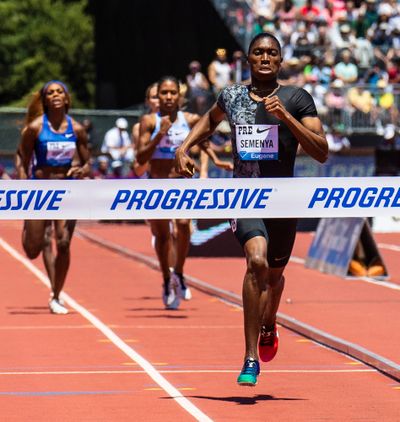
[230,218,298,268]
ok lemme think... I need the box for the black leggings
[230,218,298,268]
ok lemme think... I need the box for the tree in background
[0,0,94,108]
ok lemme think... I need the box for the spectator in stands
[325,78,349,126]
[299,0,321,22]
[357,0,379,38]
[347,82,375,128]
[82,118,95,153]
[230,50,251,84]
[186,61,211,115]
[0,164,11,179]
[368,19,393,55]
[290,21,317,58]
[374,123,400,176]
[333,49,358,84]
[335,23,357,51]
[278,56,303,85]
[92,155,110,179]
[387,56,400,84]
[208,48,232,96]
[326,124,351,153]
[374,79,398,125]
[304,75,328,118]
[276,0,297,39]
[101,117,133,165]
[107,159,124,179]
[353,34,375,78]
[363,60,388,87]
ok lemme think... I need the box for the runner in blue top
[176,33,328,386]
[137,75,232,310]
[17,80,90,315]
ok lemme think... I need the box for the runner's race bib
[46,141,76,162]
[159,130,187,153]
[235,124,279,160]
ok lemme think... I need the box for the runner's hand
[264,95,287,120]
[214,159,233,171]
[159,116,173,135]
[175,150,195,178]
[67,166,85,179]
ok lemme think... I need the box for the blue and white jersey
[34,114,77,167]
[151,111,191,160]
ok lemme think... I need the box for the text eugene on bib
[235,124,279,160]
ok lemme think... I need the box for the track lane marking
[0,237,213,422]
[0,369,377,375]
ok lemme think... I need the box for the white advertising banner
[0,177,399,220]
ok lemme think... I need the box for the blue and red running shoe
[258,322,279,362]
[237,358,260,386]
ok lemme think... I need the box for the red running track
[0,220,399,421]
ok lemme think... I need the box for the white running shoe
[50,294,65,306]
[162,278,180,310]
[182,286,192,301]
[49,298,68,315]
[172,272,192,301]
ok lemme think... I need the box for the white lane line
[0,369,376,375]
[378,243,400,252]
[0,325,94,330]
[0,325,241,330]
[358,276,400,291]
[0,237,212,422]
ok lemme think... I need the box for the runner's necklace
[250,84,280,98]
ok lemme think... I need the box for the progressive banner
[0,177,399,220]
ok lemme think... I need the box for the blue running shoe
[237,358,260,386]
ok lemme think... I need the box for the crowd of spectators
[208,0,400,146]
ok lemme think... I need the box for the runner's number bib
[235,124,279,160]
[46,142,76,162]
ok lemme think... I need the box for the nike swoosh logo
[256,127,271,134]
[273,255,290,262]
[190,221,231,246]
[65,133,74,138]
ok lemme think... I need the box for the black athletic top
[217,84,318,178]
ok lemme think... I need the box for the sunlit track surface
[76,224,400,381]
[0,221,399,421]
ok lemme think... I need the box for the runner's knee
[247,253,268,274]
[56,238,70,254]
[23,242,42,260]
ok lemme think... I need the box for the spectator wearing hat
[325,78,350,126]
[101,117,133,168]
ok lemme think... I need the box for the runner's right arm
[136,114,171,164]
[18,122,39,179]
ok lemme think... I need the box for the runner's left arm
[176,103,226,177]
[67,121,91,178]
[263,95,328,163]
